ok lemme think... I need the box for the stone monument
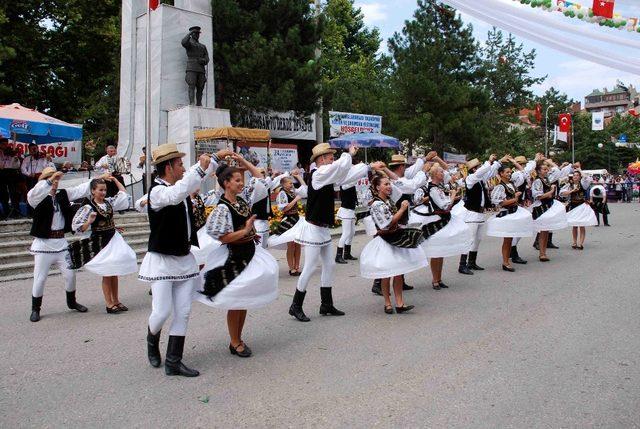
[117,0,230,177]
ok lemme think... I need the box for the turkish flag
[558,113,571,132]
[150,0,159,10]
[592,0,615,19]
[534,104,542,123]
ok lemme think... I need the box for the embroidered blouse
[72,191,129,233]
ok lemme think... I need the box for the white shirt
[95,154,117,175]
[21,155,52,176]
[311,153,353,190]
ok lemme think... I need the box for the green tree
[212,0,321,119]
[387,0,492,154]
[320,0,390,136]
[0,6,16,97]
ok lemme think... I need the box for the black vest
[147,181,199,256]
[281,190,298,215]
[306,170,335,226]
[252,196,270,220]
[569,182,587,204]
[219,196,252,230]
[464,181,491,213]
[427,182,445,212]
[538,178,553,203]
[30,190,73,238]
[340,186,357,210]
[86,198,115,235]
[516,181,528,203]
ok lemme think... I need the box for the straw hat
[388,154,407,167]
[514,155,528,164]
[151,143,185,165]
[466,158,481,170]
[310,143,336,162]
[39,166,57,181]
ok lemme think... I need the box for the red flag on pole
[592,0,615,19]
[558,113,571,133]
[150,0,159,10]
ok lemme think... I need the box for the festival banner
[236,142,299,173]
[443,151,467,163]
[9,140,82,165]
[328,111,382,138]
[237,111,316,141]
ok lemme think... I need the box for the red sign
[592,0,615,19]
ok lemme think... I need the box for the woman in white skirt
[531,161,568,262]
[361,174,426,314]
[487,164,534,272]
[412,165,471,289]
[69,177,137,313]
[269,172,307,275]
[560,169,596,250]
[193,155,278,358]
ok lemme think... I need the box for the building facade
[584,83,638,118]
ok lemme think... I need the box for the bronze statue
[181,26,209,106]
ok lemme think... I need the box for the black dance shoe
[66,291,88,312]
[165,336,199,377]
[384,305,394,314]
[395,305,415,314]
[319,287,345,316]
[289,289,311,322]
[335,247,347,264]
[510,246,527,264]
[502,265,515,272]
[30,296,42,322]
[229,343,252,358]
[371,279,383,296]
[343,245,358,261]
[437,282,449,289]
[402,283,414,291]
[147,327,161,368]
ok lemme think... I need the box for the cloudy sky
[355,0,640,103]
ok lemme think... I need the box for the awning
[194,127,270,143]
[0,103,83,144]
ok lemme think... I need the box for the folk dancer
[69,177,137,313]
[560,169,597,249]
[335,159,370,264]
[506,155,537,264]
[140,143,229,377]
[194,156,279,357]
[531,161,568,262]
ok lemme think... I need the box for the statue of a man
[181,26,209,106]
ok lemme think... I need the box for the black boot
[467,251,484,270]
[547,232,559,249]
[66,291,88,312]
[289,289,310,322]
[30,296,42,322]
[458,254,473,275]
[319,287,345,316]
[147,327,161,368]
[343,245,358,261]
[335,247,347,264]
[510,246,527,264]
[164,336,199,377]
[371,279,382,296]
[533,233,540,250]
[401,274,413,290]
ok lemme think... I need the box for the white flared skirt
[486,206,535,238]
[268,216,305,249]
[450,201,467,219]
[193,244,279,310]
[408,205,440,227]
[82,232,138,276]
[421,216,473,258]
[191,226,221,266]
[294,219,332,247]
[336,207,356,220]
[567,203,598,227]
[533,200,568,232]
[254,219,270,235]
[360,236,428,279]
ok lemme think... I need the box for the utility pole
[314,0,323,144]
[544,104,554,158]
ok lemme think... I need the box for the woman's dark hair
[497,165,511,175]
[535,160,546,173]
[370,173,388,198]
[90,178,106,190]
[216,164,242,189]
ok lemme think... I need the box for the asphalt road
[2,204,640,428]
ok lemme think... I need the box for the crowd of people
[23,140,618,378]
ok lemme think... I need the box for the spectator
[77,161,92,172]
[60,162,77,173]
[137,147,148,194]
[0,138,24,218]
[95,145,125,197]
[21,143,54,192]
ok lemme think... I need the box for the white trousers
[32,252,76,298]
[296,243,336,292]
[465,222,486,252]
[148,279,196,336]
[338,218,356,247]
[512,237,521,246]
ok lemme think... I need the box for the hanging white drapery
[442,0,640,76]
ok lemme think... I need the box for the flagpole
[145,2,152,191]
[571,117,575,164]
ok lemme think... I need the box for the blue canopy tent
[0,103,83,145]
[329,132,400,163]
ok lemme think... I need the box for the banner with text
[236,142,299,172]
[237,111,315,141]
[329,111,382,138]
[10,140,82,165]
[443,151,467,164]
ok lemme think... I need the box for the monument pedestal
[167,105,231,165]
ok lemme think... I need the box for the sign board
[237,111,315,141]
[236,142,299,172]
[443,151,467,163]
[10,140,82,165]
[619,134,628,142]
[329,111,382,137]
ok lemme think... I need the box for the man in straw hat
[289,143,372,322]
[458,154,504,275]
[26,167,111,322]
[140,143,231,377]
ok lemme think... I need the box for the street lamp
[544,104,554,158]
